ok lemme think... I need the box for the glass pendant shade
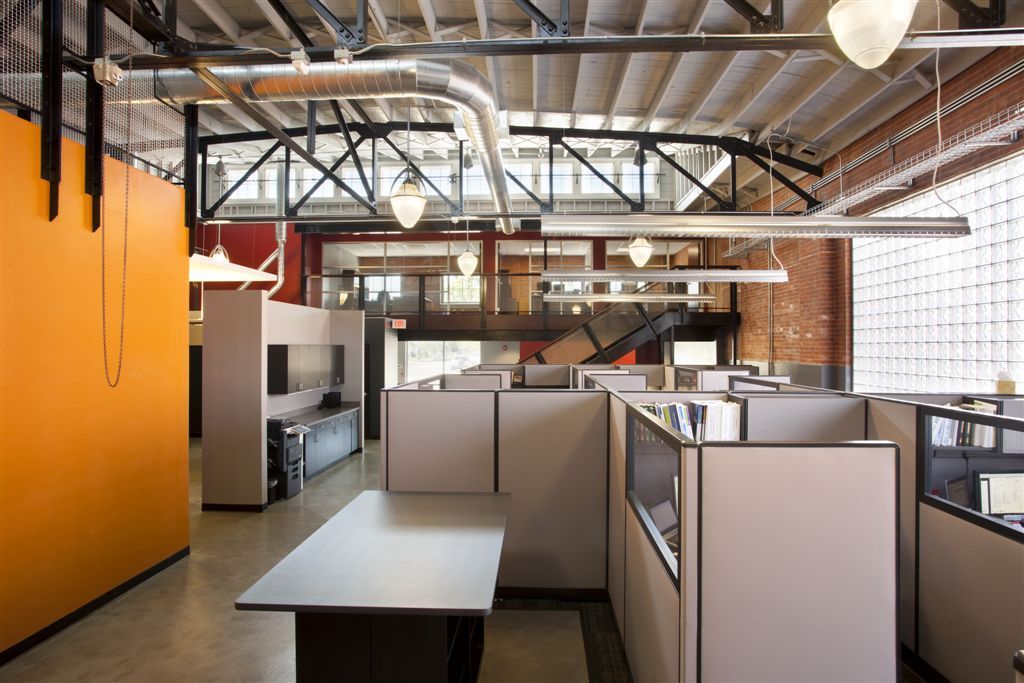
[338,291,349,306]
[571,304,582,315]
[391,174,426,228]
[827,0,917,70]
[209,243,230,263]
[628,236,654,268]
[457,248,478,277]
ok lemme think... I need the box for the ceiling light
[545,293,717,304]
[541,214,969,239]
[541,269,790,283]
[390,171,426,229]
[457,248,478,277]
[827,0,917,70]
[209,243,230,263]
[290,49,311,75]
[189,254,278,283]
[632,146,646,167]
[338,291,349,305]
[628,236,654,267]
[464,151,474,170]
[214,158,226,177]
[571,304,582,315]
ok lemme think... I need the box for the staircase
[522,283,681,365]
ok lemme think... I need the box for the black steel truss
[723,0,784,33]
[197,120,823,224]
[941,0,1006,28]
[306,0,365,48]
[512,0,569,37]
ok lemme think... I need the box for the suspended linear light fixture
[541,269,790,284]
[627,236,654,267]
[545,293,717,304]
[391,105,426,228]
[827,0,918,70]
[541,214,969,239]
[189,254,278,283]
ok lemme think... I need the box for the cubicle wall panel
[608,395,629,633]
[445,373,503,390]
[462,370,511,389]
[699,445,898,683]
[497,392,607,589]
[588,373,649,392]
[682,447,698,683]
[743,395,866,442]
[918,503,1024,683]
[380,391,388,490]
[624,507,680,683]
[866,398,918,647]
[523,365,571,387]
[385,392,495,493]
[699,370,751,391]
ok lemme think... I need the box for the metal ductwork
[134,60,516,233]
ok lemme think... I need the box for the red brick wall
[725,46,1023,369]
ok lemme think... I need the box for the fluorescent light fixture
[544,293,717,304]
[541,214,970,239]
[828,0,916,70]
[628,236,654,267]
[541,269,789,283]
[189,254,278,283]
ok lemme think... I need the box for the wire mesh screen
[0,0,184,178]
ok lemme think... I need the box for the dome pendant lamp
[454,216,477,277]
[827,0,918,70]
[628,236,654,268]
[391,104,426,228]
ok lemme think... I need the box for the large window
[226,168,258,200]
[463,164,490,197]
[622,161,659,195]
[539,161,574,195]
[504,162,535,196]
[364,275,402,301]
[853,155,1024,392]
[405,341,481,381]
[264,168,277,200]
[296,168,335,199]
[442,275,481,305]
[580,161,615,194]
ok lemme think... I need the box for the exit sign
[391,319,407,329]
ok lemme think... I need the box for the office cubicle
[675,365,759,391]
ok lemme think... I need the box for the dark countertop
[271,402,360,426]
[236,491,510,615]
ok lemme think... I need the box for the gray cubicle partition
[382,390,495,492]
[587,372,649,392]
[497,390,608,590]
[523,364,572,388]
[462,369,512,388]
[729,375,792,391]
[444,373,503,390]
[739,393,867,442]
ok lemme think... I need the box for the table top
[236,491,510,616]
[270,402,360,426]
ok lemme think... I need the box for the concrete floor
[0,440,590,682]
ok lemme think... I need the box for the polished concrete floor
[0,440,592,682]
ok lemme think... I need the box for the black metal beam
[184,103,198,252]
[290,137,364,214]
[505,169,551,211]
[294,218,500,234]
[306,0,365,47]
[940,0,1006,27]
[264,0,314,48]
[512,0,569,37]
[191,67,375,212]
[105,0,178,45]
[204,142,281,215]
[745,153,820,209]
[559,141,643,211]
[722,0,783,33]
[651,146,735,211]
[306,100,316,154]
[40,0,61,221]
[85,0,104,232]
[328,100,372,200]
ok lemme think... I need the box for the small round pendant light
[827,0,917,70]
[628,236,654,268]
[391,103,426,228]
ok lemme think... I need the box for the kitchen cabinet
[302,408,360,479]
[268,344,345,395]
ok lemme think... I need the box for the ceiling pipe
[125,60,517,234]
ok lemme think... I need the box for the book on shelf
[636,400,741,442]
[930,400,998,448]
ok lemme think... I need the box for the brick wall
[723,46,1023,373]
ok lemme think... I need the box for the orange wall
[0,112,189,652]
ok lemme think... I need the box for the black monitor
[975,471,1024,516]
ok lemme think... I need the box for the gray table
[237,491,510,682]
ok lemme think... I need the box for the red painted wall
[195,222,302,305]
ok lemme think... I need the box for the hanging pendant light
[628,236,654,267]
[338,291,349,305]
[827,0,918,70]
[571,304,582,315]
[457,248,478,277]
[209,244,230,263]
[391,103,426,229]
[391,170,426,228]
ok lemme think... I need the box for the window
[342,166,371,199]
[853,156,1024,393]
[463,164,490,197]
[418,164,453,198]
[442,275,481,305]
[264,168,277,200]
[405,341,481,381]
[539,162,574,195]
[226,168,258,200]
[364,275,402,302]
[580,161,615,194]
[622,161,659,195]
[504,162,535,196]
[296,168,335,199]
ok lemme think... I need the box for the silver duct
[141,60,516,234]
[266,221,287,298]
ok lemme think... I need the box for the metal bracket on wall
[723,0,784,33]
[85,0,105,231]
[40,0,62,220]
[512,0,569,37]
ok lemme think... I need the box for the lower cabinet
[304,410,360,479]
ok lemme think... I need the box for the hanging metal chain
[100,0,133,388]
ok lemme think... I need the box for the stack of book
[931,401,998,448]
[637,400,741,441]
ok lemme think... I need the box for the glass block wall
[853,153,1024,393]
